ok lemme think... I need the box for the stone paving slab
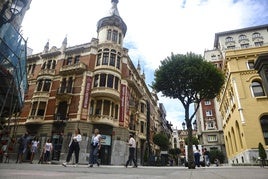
[0,163,268,179]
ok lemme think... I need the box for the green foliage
[152,52,224,169]
[152,52,224,104]
[209,149,225,164]
[168,148,181,156]
[184,137,199,145]
[153,133,169,151]
[258,142,267,159]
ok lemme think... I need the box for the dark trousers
[89,146,99,165]
[66,142,80,164]
[126,147,137,167]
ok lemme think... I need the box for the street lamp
[182,122,186,130]
[193,120,197,130]
[0,0,27,27]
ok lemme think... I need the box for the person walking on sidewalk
[125,134,137,168]
[88,128,101,167]
[30,136,39,164]
[62,128,82,167]
[43,139,53,163]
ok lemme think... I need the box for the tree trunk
[186,122,195,169]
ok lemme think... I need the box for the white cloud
[21,0,268,129]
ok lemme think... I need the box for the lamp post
[193,120,197,130]
[182,122,186,130]
[0,0,27,27]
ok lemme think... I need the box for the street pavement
[0,163,268,179]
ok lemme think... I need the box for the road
[1,163,268,179]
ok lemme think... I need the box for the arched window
[107,29,112,40]
[238,34,247,41]
[226,37,234,42]
[251,81,265,97]
[260,115,268,145]
[252,32,261,39]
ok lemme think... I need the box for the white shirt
[128,137,136,148]
[45,142,53,152]
[32,140,39,147]
[92,134,101,146]
[69,134,82,147]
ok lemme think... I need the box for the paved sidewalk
[0,163,268,179]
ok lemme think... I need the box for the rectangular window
[96,54,101,66]
[247,61,254,69]
[43,79,51,92]
[241,43,249,48]
[103,100,110,116]
[141,103,145,113]
[100,74,106,87]
[107,29,112,40]
[116,56,120,69]
[107,74,114,88]
[109,53,116,66]
[66,57,72,65]
[89,101,94,115]
[141,121,144,133]
[112,30,118,42]
[94,75,99,87]
[204,100,211,105]
[102,53,109,65]
[114,77,119,90]
[255,41,263,47]
[37,102,46,116]
[115,104,119,119]
[95,100,102,115]
[74,56,80,64]
[31,102,38,116]
[207,135,217,142]
[206,110,213,116]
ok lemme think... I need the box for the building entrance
[51,134,63,161]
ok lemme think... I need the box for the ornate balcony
[59,62,86,75]
[38,69,56,76]
[91,115,117,126]
[32,91,50,99]
[126,76,143,98]
[91,87,120,100]
[25,115,44,124]
[56,87,73,100]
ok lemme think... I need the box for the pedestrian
[214,158,220,166]
[16,132,29,163]
[125,134,138,168]
[30,137,39,164]
[203,148,210,167]
[1,140,8,163]
[194,149,201,167]
[62,128,82,167]
[88,128,101,167]
[43,139,53,163]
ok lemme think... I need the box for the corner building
[206,24,268,164]
[16,0,161,165]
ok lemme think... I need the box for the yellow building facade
[214,25,268,164]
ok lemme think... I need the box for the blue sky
[21,0,268,129]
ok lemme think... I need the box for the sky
[21,0,268,129]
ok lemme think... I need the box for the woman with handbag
[88,128,101,167]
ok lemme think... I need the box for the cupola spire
[110,0,120,16]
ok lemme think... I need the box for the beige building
[209,24,268,164]
[10,0,164,165]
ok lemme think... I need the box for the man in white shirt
[125,134,137,168]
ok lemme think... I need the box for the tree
[184,137,199,146]
[153,132,169,151]
[152,52,224,169]
[209,149,225,164]
[258,142,267,167]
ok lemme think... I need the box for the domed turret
[97,0,127,37]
